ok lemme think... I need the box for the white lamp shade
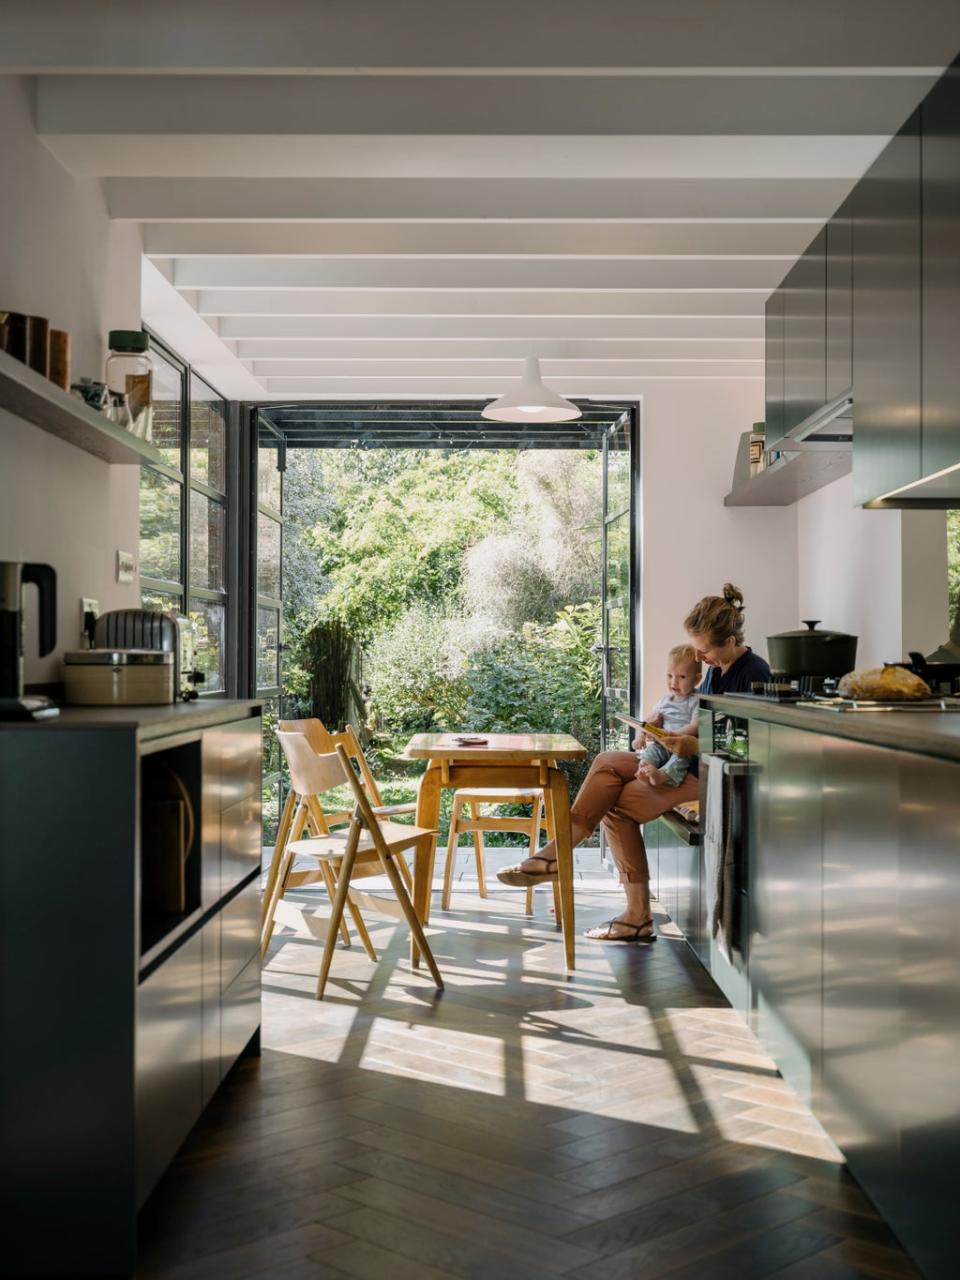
[481,357,582,423]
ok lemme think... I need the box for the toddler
[637,644,702,787]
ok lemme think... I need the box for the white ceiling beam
[217,314,764,339]
[249,358,762,378]
[5,0,960,72]
[255,373,761,398]
[105,176,856,222]
[36,74,936,140]
[64,134,884,181]
[142,222,819,258]
[170,257,784,291]
[195,289,767,317]
[236,339,762,361]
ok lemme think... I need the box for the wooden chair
[441,786,560,923]
[264,733,443,999]
[262,717,352,924]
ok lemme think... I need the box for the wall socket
[80,597,99,645]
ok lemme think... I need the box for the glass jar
[105,330,154,440]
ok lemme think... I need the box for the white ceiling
[6,0,960,401]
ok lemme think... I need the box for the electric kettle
[0,561,60,719]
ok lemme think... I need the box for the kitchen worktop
[3,698,261,741]
[703,692,960,762]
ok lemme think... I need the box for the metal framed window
[139,333,231,696]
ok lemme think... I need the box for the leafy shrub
[366,603,468,734]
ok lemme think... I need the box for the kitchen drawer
[221,953,261,1073]
[221,792,262,895]
[220,878,260,991]
[135,931,203,1206]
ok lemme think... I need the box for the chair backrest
[334,743,391,857]
[330,723,384,806]
[278,717,337,755]
[277,731,348,799]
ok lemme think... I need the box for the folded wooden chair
[264,733,443,999]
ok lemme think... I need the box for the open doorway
[245,401,638,856]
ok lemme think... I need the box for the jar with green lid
[105,329,154,440]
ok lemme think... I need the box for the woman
[497,584,770,941]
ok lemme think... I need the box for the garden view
[272,445,605,843]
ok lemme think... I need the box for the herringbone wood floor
[137,875,919,1280]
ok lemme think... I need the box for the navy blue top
[699,646,772,696]
[686,648,772,778]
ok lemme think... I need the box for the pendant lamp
[481,357,581,423]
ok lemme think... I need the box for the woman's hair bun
[722,583,744,610]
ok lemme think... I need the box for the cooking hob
[796,695,960,713]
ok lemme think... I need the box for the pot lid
[769,620,858,641]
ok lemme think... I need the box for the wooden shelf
[724,429,852,507]
[0,347,164,466]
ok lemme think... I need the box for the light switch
[116,550,136,584]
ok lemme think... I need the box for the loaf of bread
[837,665,931,701]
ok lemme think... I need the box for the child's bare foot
[639,763,670,787]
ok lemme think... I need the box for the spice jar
[105,329,154,440]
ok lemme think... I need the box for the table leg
[547,767,576,971]
[412,762,442,968]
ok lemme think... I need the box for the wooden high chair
[264,734,443,999]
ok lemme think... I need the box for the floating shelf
[724,430,852,507]
[0,347,163,466]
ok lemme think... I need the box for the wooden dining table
[404,732,588,970]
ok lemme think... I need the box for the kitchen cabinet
[783,228,827,439]
[826,198,853,400]
[852,109,922,506]
[750,723,824,1108]
[675,829,700,954]
[0,702,261,1277]
[921,62,960,489]
[763,288,785,448]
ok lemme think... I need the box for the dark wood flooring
[137,878,919,1279]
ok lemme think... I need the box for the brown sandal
[496,856,558,886]
[585,917,656,943]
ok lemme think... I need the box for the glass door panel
[601,414,633,756]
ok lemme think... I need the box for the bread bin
[64,649,175,706]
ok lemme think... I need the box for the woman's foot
[496,855,558,886]
[585,916,656,943]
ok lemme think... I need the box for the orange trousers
[569,751,699,884]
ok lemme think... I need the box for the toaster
[93,609,205,701]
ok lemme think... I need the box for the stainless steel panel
[764,288,785,448]
[221,953,261,1070]
[821,738,900,1202]
[221,793,261,895]
[220,878,260,991]
[201,916,222,1106]
[201,733,221,908]
[658,825,678,923]
[752,723,823,1107]
[135,932,203,1206]
[893,752,960,1279]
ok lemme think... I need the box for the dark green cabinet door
[921,60,960,486]
[852,110,922,505]
[783,228,827,435]
[826,199,853,400]
[764,288,785,448]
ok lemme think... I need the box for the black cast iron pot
[767,620,858,678]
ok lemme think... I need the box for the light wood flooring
[137,870,919,1280]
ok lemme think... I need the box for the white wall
[796,472,948,669]
[639,381,798,711]
[0,75,143,682]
